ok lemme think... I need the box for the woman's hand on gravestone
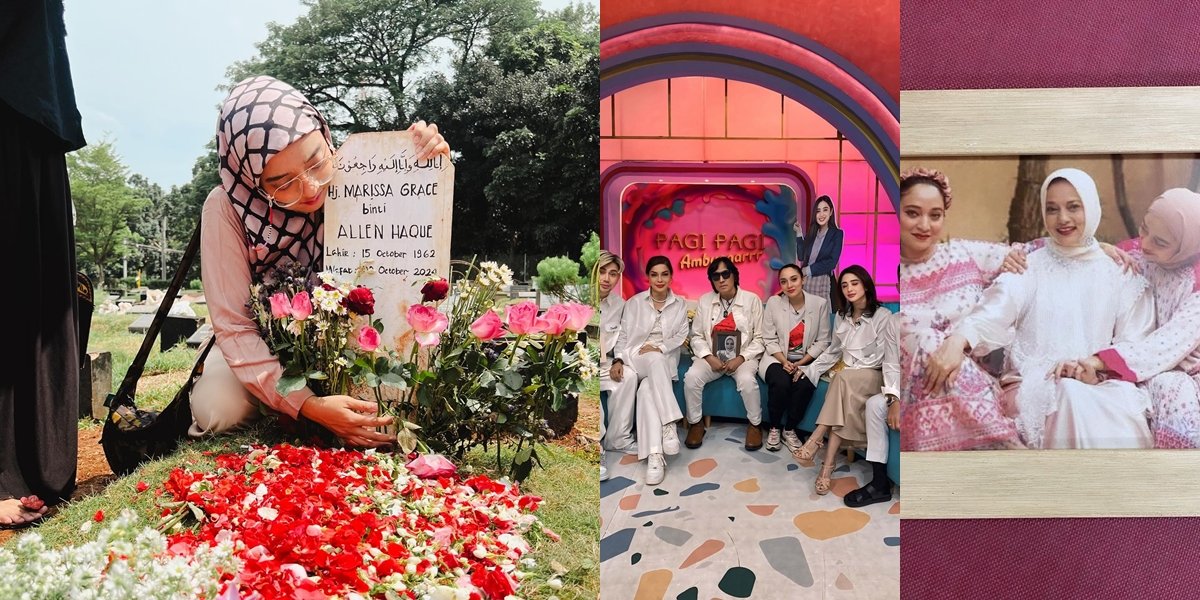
[408,121,451,160]
[300,395,396,448]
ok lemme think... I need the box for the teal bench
[602,301,900,485]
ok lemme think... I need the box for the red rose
[94,510,105,522]
[421,278,450,302]
[136,481,149,493]
[342,286,375,315]
[471,567,515,598]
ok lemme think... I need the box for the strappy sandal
[792,436,824,461]
[815,460,837,496]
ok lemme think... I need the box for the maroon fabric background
[902,519,1200,598]
[901,0,1200,90]
[902,3,1200,598]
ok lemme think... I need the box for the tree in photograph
[1109,155,1139,239]
[1006,156,1048,243]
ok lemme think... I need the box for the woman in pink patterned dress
[898,168,1022,451]
[1056,189,1200,448]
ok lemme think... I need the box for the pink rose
[356,325,380,352]
[561,302,594,332]
[290,291,313,320]
[505,301,539,335]
[406,304,449,347]
[269,292,291,319]
[406,454,457,479]
[534,308,569,336]
[470,310,505,341]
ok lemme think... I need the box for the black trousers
[0,103,78,503]
[764,362,816,431]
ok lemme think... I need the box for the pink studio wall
[601,76,898,302]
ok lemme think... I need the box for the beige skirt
[815,367,883,444]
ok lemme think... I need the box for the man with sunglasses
[683,257,766,450]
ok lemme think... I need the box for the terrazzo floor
[600,421,900,599]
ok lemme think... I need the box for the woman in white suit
[759,264,832,453]
[615,255,688,485]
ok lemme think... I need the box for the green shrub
[580,232,599,274]
[534,256,580,299]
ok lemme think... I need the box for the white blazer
[615,291,688,380]
[599,293,625,370]
[689,287,766,362]
[757,291,832,380]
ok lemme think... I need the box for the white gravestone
[323,131,454,351]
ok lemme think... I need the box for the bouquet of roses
[407,261,597,481]
[249,262,420,448]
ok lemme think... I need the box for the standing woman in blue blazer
[798,195,844,304]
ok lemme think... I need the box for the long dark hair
[707,256,739,293]
[808,195,839,233]
[833,264,880,318]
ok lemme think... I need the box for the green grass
[86,313,203,416]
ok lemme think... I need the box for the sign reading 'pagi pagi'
[323,131,454,350]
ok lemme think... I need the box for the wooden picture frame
[900,86,1200,519]
[714,331,742,364]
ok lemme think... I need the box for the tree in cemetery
[227,0,539,137]
[70,140,149,292]
[417,4,599,261]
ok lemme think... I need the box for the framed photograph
[714,330,741,363]
[901,86,1200,518]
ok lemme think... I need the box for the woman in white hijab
[925,169,1156,449]
[1058,188,1200,447]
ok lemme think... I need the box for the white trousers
[188,343,261,437]
[600,362,638,451]
[683,357,761,426]
[629,352,684,459]
[864,393,890,464]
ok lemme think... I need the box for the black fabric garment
[764,362,817,431]
[0,101,79,503]
[870,459,889,486]
[0,0,86,152]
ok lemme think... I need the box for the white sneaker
[600,448,609,481]
[645,453,666,485]
[765,428,782,451]
[782,430,803,454]
[662,423,681,455]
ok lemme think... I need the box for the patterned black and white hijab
[216,75,330,277]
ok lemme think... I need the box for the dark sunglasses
[709,270,733,281]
